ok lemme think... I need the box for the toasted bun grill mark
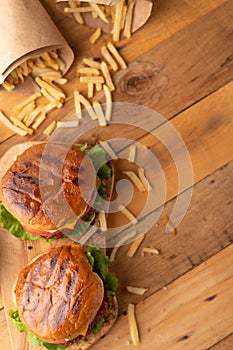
[15,245,104,342]
[0,143,97,231]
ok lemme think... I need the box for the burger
[0,142,113,240]
[10,244,118,349]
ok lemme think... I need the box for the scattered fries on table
[75,42,126,125]
[65,0,135,42]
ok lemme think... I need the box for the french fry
[0,111,27,136]
[110,230,137,262]
[103,85,112,121]
[89,3,109,23]
[101,62,115,92]
[41,87,57,103]
[20,60,32,75]
[101,46,118,72]
[32,66,60,77]
[127,304,140,346]
[90,28,102,44]
[17,101,36,121]
[41,52,59,71]
[40,71,63,81]
[118,204,138,224]
[124,0,135,38]
[56,57,66,72]
[10,69,19,84]
[31,112,46,129]
[23,106,45,127]
[127,234,145,257]
[14,92,41,111]
[99,210,107,232]
[74,91,97,120]
[96,83,102,92]
[128,144,136,162]
[138,167,152,191]
[88,83,94,99]
[57,120,79,128]
[42,101,60,115]
[92,8,98,19]
[80,76,104,84]
[64,7,92,13]
[15,67,25,83]
[100,140,117,159]
[68,0,84,24]
[74,91,82,119]
[43,120,57,136]
[93,101,106,126]
[78,67,100,75]
[35,57,47,68]
[121,4,127,30]
[1,81,15,92]
[10,116,34,135]
[142,247,160,255]
[112,1,125,41]
[35,78,66,102]
[83,58,102,69]
[163,216,177,235]
[107,42,127,69]
[122,170,146,192]
[126,286,148,295]
[52,78,68,85]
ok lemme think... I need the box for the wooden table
[0,0,233,349]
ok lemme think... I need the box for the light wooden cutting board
[0,137,150,350]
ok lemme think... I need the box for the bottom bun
[70,295,118,350]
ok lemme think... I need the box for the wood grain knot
[117,61,166,98]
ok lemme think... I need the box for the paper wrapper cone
[0,0,74,85]
[57,0,153,34]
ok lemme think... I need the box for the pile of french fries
[74,41,127,125]
[65,0,135,41]
[0,50,67,136]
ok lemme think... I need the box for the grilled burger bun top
[14,245,104,343]
[0,143,96,231]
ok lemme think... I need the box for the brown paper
[0,0,74,85]
[57,0,153,34]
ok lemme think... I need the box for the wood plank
[0,309,11,350]
[0,291,3,309]
[209,333,233,349]
[107,82,233,231]
[93,245,233,350]
[111,160,233,313]
[113,0,233,116]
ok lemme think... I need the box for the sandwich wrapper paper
[0,0,74,90]
[57,0,153,34]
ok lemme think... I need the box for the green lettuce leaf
[87,145,111,180]
[9,310,68,349]
[68,212,95,237]
[9,310,27,332]
[85,247,118,292]
[79,143,88,152]
[0,204,40,240]
[91,317,105,335]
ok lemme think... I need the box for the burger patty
[0,143,97,231]
[14,245,104,342]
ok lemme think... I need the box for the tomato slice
[21,224,65,238]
